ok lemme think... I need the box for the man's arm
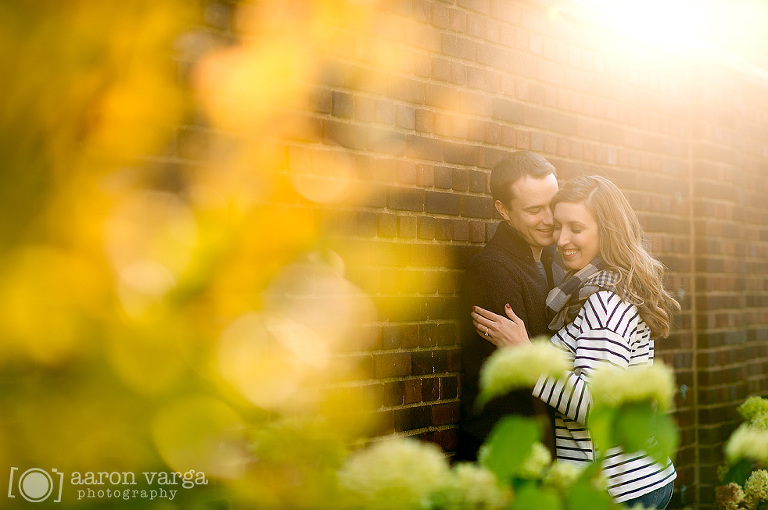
[462,254,556,458]
[465,258,530,334]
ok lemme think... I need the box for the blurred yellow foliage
[0,0,392,507]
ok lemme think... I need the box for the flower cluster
[478,338,568,407]
[752,413,768,432]
[588,361,676,411]
[745,470,768,507]
[716,482,746,510]
[517,442,552,479]
[738,396,768,428]
[336,437,450,510]
[725,425,768,466]
[715,397,768,509]
[541,461,585,492]
[430,463,511,510]
[337,437,514,510]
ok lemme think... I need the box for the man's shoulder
[466,245,537,292]
[468,241,524,271]
[471,228,523,262]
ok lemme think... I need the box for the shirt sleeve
[533,291,638,425]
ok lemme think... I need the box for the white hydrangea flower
[478,338,568,407]
[516,441,552,479]
[738,396,768,425]
[752,413,768,431]
[745,469,768,505]
[431,463,511,510]
[725,425,768,466]
[589,361,675,411]
[542,460,585,492]
[337,437,450,510]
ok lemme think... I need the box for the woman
[471,176,679,509]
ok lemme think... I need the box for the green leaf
[721,458,753,486]
[652,413,680,463]
[481,416,540,484]
[511,484,562,510]
[566,484,614,510]
[612,402,657,454]
[587,406,616,453]
[598,401,679,464]
[573,460,604,487]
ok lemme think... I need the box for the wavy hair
[552,176,680,338]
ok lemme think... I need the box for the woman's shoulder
[579,290,640,324]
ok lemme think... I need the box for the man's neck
[531,246,543,262]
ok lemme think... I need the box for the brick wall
[686,63,768,505]
[190,1,768,508]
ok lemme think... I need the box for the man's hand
[471,304,531,348]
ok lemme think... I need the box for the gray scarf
[545,256,621,331]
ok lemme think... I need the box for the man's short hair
[490,151,557,204]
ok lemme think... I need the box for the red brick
[394,406,431,432]
[432,402,461,426]
[404,379,422,404]
[398,216,417,238]
[469,221,486,243]
[417,216,436,239]
[453,219,470,241]
[382,381,404,406]
[415,109,434,133]
[422,377,440,401]
[431,3,450,28]
[374,352,411,378]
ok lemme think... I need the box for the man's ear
[495,200,511,222]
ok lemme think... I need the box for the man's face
[496,174,558,250]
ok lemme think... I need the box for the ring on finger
[484,327,489,337]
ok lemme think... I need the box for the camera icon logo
[8,467,64,503]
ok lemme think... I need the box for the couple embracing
[459,151,679,509]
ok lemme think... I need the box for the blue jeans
[622,480,674,509]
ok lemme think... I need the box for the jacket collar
[491,221,556,263]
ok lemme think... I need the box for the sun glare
[574,0,710,51]
[571,0,768,70]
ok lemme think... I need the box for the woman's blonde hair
[552,176,680,338]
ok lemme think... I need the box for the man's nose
[542,206,553,224]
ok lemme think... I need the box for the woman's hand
[471,304,530,348]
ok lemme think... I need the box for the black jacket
[457,221,563,461]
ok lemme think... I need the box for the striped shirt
[532,290,676,503]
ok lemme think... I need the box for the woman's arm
[470,304,530,348]
[533,291,637,425]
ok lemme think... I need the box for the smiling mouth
[561,249,578,257]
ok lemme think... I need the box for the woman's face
[553,201,600,271]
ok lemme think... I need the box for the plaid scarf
[546,256,621,331]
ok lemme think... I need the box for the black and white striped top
[532,290,676,503]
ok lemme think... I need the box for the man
[457,150,563,461]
